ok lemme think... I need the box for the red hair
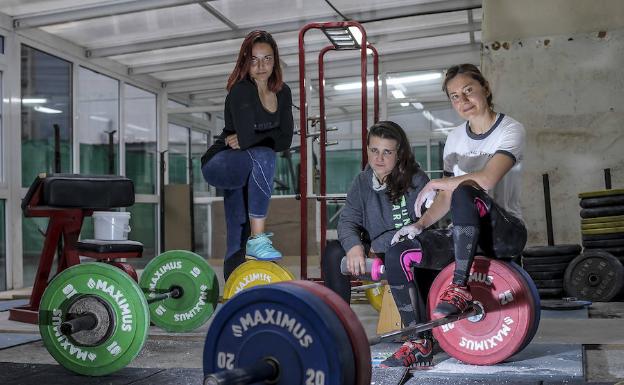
[227,30,284,93]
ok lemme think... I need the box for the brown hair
[226,30,283,93]
[367,121,421,203]
[442,64,493,108]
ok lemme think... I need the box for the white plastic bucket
[93,211,131,240]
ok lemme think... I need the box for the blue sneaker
[245,233,283,261]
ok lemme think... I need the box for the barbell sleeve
[146,287,183,304]
[204,358,279,385]
[340,257,385,281]
[60,313,98,335]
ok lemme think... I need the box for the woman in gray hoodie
[322,120,453,368]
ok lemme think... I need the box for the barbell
[38,250,219,376]
[202,256,541,384]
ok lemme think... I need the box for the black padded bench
[10,173,141,324]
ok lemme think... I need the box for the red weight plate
[427,256,535,365]
[286,281,371,385]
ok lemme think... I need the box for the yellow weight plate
[582,221,624,230]
[581,226,624,235]
[222,260,294,300]
[579,189,624,199]
[581,215,624,225]
[364,281,384,312]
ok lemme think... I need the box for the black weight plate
[583,238,624,248]
[528,271,564,280]
[580,205,624,219]
[540,299,592,310]
[523,262,570,273]
[521,244,581,257]
[522,254,578,265]
[580,195,624,208]
[582,232,624,241]
[534,279,564,288]
[564,251,624,302]
[538,288,564,297]
[579,188,624,199]
[581,246,624,257]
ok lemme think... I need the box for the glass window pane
[124,84,156,194]
[21,216,48,287]
[191,130,209,196]
[21,45,72,186]
[193,203,210,259]
[273,150,298,195]
[78,67,119,175]
[126,203,156,269]
[0,200,5,290]
[168,124,189,184]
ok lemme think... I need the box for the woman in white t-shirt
[393,63,527,319]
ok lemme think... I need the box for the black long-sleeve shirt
[201,78,294,165]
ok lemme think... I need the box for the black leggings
[449,182,527,285]
[385,229,455,333]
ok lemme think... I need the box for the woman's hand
[391,222,424,245]
[414,181,438,217]
[346,245,366,276]
[225,134,240,149]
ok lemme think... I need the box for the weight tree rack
[297,21,379,280]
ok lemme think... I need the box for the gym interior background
[0,0,623,382]
[0,0,619,291]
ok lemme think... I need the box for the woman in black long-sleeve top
[201,30,293,279]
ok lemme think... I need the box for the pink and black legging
[384,229,454,333]
[448,181,527,286]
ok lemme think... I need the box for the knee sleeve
[451,183,489,225]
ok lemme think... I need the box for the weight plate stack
[579,190,624,268]
[521,244,581,298]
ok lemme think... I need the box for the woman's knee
[451,180,481,206]
[385,241,423,282]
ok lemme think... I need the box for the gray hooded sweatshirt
[338,166,430,254]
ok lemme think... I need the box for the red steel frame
[318,43,379,261]
[298,21,379,279]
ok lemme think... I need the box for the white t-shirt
[443,113,526,221]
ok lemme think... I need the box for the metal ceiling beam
[198,2,238,30]
[164,42,479,93]
[130,22,481,75]
[13,0,207,30]
[87,0,481,57]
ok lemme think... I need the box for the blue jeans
[202,146,276,260]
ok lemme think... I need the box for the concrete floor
[0,256,623,384]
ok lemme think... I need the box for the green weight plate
[582,222,624,230]
[581,226,624,235]
[223,260,294,300]
[39,263,149,376]
[139,250,219,332]
[578,188,624,199]
[581,215,624,225]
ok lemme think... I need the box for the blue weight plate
[508,261,541,352]
[203,283,355,385]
